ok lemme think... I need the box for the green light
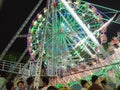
[30,27,36,34]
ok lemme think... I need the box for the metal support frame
[0,2,44,90]
[0,0,44,60]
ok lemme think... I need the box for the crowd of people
[4,74,120,90]
[5,76,55,90]
[80,75,120,90]
[81,75,110,90]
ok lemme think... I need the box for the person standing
[41,77,49,90]
[88,75,103,90]
[81,80,89,90]
[6,81,15,90]
[47,86,58,90]
[16,81,25,90]
[26,76,35,90]
[101,80,109,90]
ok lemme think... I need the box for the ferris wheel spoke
[63,33,84,61]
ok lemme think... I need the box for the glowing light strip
[96,14,116,32]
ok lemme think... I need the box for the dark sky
[0,0,120,54]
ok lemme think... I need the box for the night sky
[0,0,120,54]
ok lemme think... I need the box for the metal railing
[0,60,25,74]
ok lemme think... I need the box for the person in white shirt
[81,80,89,90]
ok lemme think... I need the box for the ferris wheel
[27,0,114,88]
[28,0,105,63]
